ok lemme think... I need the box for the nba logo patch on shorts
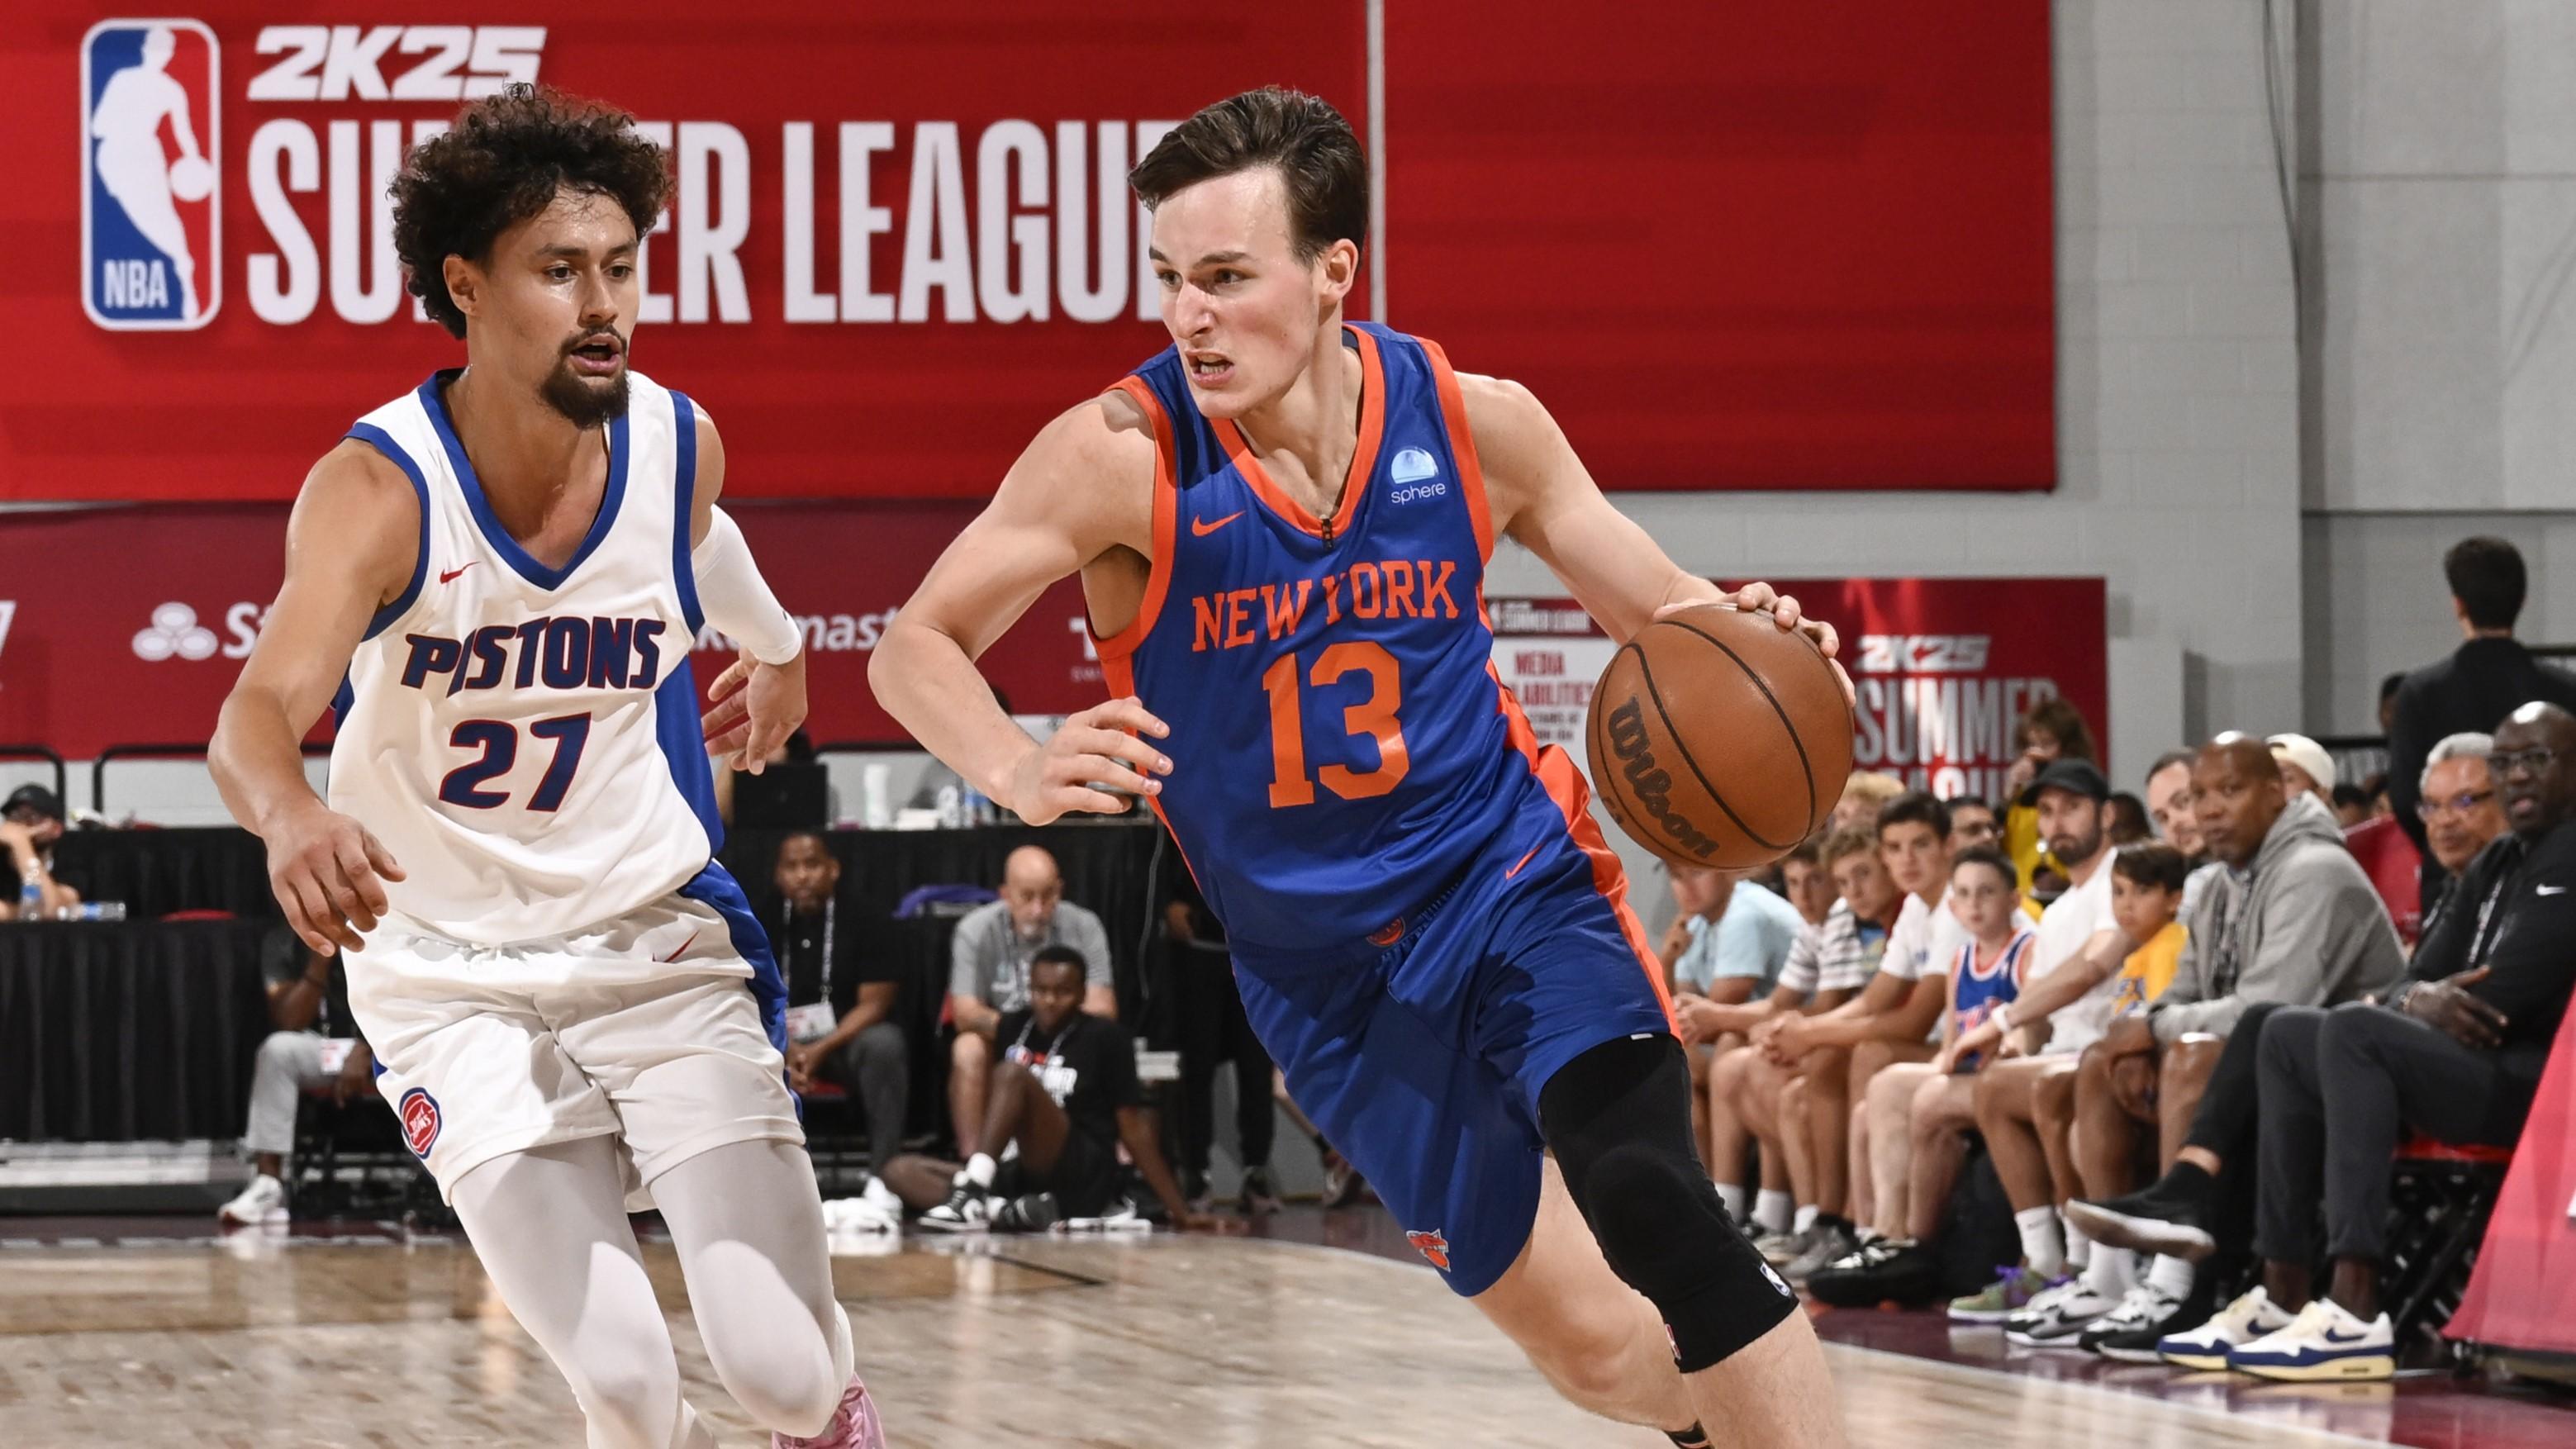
[80,19,221,330]
[398,1087,443,1159]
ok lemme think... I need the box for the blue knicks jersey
[1100,323,1567,959]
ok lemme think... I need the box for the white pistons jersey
[331,368,727,949]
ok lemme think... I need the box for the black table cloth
[0,918,273,1141]
[3,823,1176,1146]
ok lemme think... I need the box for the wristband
[692,507,803,666]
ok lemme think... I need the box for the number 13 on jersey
[1262,642,1410,808]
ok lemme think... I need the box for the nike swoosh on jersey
[438,562,478,583]
[1191,511,1244,537]
[1504,845,1542,881]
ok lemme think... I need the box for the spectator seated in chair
[218,925,374,1225]
[1808,847,2036,1309]
[886,948,1215,1234]
[1663,861,1802,1183]
[946,844,1115,1158]
[1738,800,1946,1276]
[1,784,83,920]
[765,829,908,1224]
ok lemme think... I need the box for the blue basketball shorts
[1231,816,1675,1297]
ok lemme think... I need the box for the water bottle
[55,902,127,922]
[934,782,963,829]
[16,879,38,919]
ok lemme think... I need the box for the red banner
[3,2,2051,503]
[1,3,1364,502]
[1382,1,2056,492]
[0,501,1102,760]
[1490,578,2105,803]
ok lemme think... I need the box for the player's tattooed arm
[872,396,1173,825]
[211,442,417,955]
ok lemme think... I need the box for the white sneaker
[822,1195,901,1235]
[217,1172,288,1226]
[861,1176,903,1214]
[2005,1279,2117,1347]
[2158,1285,2298,1371]
[2227,1299,2396,1382]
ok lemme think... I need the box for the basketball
[1585,603,1853,870]
[167,156,212,202]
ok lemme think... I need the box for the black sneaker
[1807,1238,1945,1309]
[1238,1166,1282,1216]
[2065,1175,2217,1261]
[989,1191,1062,1233]
[2077,1285,2187,1358]
[915,1181,993,1233]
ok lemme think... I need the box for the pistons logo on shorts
[1405,1228,1452,1271]
[398,1087,443,1159]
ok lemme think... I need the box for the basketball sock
[1666,1425,1712,1448]
[2013,1205,2065,1279]
[1752,1190,1793,1235]
[2082,1244,2136,1296]
[1793,1204,1819,1236]
[2065,1220,2094,1271]
[962,1153,998,1190]
[2146,1253,2196,1301]
[1715,1182,1748,1223]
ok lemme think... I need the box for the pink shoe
[773,1374,884,1449]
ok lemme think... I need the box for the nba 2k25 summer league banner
[1490,579,2105,804]
[1,4,2053,504]
[0,502,1102,763]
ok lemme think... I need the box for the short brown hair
[1818,826,1879,869]
[393,84,673,339]
[1129,87,1367,261]
[2111,841,2189,894]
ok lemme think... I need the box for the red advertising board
[1385,2,2056,492]
[1,3,1365,502]
[1490,578,2105,803]
[2,2,2052,503]
[0,501,1104,761]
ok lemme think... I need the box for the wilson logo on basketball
[1601,699,1722,862]
[1405,1228,1452,1271]
[397,1087,442,1159]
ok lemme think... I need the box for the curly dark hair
[392,84,672,340]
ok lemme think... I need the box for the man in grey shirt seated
[948,845,1116,1157]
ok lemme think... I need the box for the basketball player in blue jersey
[867,88,1846,1446]
[209,88,883,1449]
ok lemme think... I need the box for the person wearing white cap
[2266,734,2336,811]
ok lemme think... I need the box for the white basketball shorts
[345,872,801,1210]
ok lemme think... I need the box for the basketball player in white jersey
[209,86,882,1449]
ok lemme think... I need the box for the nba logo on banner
[398,1087,442,1158]
[80,19,220,330]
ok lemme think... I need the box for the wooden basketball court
[4,1223,2514,1448]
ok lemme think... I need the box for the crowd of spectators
[1675,534,2574,1381]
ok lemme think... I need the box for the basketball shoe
[773,1373,886,1448]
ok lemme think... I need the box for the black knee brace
[1540,1033,1798,1372]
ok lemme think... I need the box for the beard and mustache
[538,328,632,427]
